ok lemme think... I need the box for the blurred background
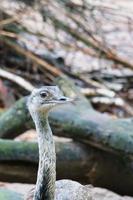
[0,0,133,199]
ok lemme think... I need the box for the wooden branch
[0,17,16,27]
[0,76,133,158]
[1,0,133,71]
[49,15,133,70]
[3,38,62,77]
[0,139,133,196]
[0,68,34,91]
[0,139,92,184]
[0,97,31,138]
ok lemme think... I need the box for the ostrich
[26,86,92,200]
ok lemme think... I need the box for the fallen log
[0,139,133,195]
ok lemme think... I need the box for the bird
[26,86,92,200]
[0,86,130,200]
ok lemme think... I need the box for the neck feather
[33,111,56,200]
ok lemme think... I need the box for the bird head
[27,86,72,115]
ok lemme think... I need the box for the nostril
[59,97,66,101]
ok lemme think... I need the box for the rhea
[26,86,91,200]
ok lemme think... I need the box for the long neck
[33,111,56,200]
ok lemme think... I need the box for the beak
[47,96,75,104]
[58,96,73,103]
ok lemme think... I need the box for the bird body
[27,86,91,200]
[25,180,92,200]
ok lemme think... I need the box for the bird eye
[40,91,47,98]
